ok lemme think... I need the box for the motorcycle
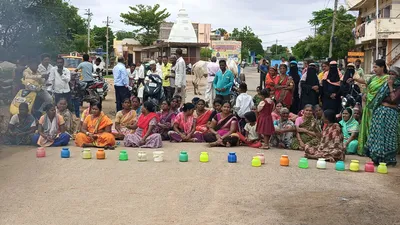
[0,79,13,105]
[10,80,45,117]
[230,77,241,107]
[70,72,102,103]
[93,69,109,100]
[143,74,165,108]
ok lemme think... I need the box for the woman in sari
[4,103,36,145]
[194,99,213,133]
[339,107,359,154]
[113,98,137,140]
[76,100,97,133]
[75,102,115,148]
[124,101,162,148]
[155,100,175,140]
[291,104,322,150]
[33,104,70,147]
[170,97,181,115]
[305,110,345,162]
[56,98,76,135]
[204,102,239,147]
[275,64,294,109]
[365,66,400,166]
[322,61,343,114]
[300,63,320,109]
[131,96,142,117]
[168,103,204,142]
[358,59,390,155]
[270,107,296,148]
[271,102,298,122]
[265,67,279,98]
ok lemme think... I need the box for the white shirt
[127,69,136,79]
[175,57,186,88]
[244,123,258,141]
[234,92,254,118]
[207,62,220,83]
[147,68,162,77]
[49,67,71,94]
[137,64,145,79]
[93,63,104,73]
[38,63,54,91]
[156,63,162,72]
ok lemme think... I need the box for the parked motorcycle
[143,73,165,108]
[10,80,45,117]
[230,77,241,107]
[93,69,109,100]
[0,79,13,105]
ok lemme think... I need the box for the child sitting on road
[237,111,262,148]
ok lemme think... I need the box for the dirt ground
[0,67,400,225]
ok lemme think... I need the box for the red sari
[137,112,159,137]
[195,109,212,133]
[275,75,293,108]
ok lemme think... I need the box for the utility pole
[103,16,113,76]
[275,39,278,57]
[85,9,93,54]
[329,0,338,58]
[375,0,379,60]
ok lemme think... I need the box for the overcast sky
[70,0,352,48]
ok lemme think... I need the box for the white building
[347,0,400,72]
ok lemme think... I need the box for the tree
[0,0,86,60]
[91,26,115,54]
[200,48,212,60]
[115,31,134,40]
[120,4,170,46]
[267,44,289,59]
[230,26,263,60]
[292,6,355,60]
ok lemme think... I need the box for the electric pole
[329,0,338,58]
[85,9,93,54]
[275,39,278,57]
[103,16,113,76]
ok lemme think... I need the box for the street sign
[347,57,364,63]
[348,52,365,57]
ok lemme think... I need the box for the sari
[253,94,263,106]
[204,113,238,142]
[124,112,162,148]
[275,75,293,107]
[113,110,137,135]
[339,109,359,154]
[75,112,115,147]
[265,73,279,97]
[169,112,204,142]
[4,114,36,145]
[270,119,295,148]
[57,108,76,135]
[155,110,175,140]
[357,75,389,155]
[290,116,321,150]
[304,123,345,162]
[194,109,212,133]
[34,114,70,147]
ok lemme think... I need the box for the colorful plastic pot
[298,158,309,169]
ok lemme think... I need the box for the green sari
[357,75,389,155]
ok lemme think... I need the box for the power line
[257,26,312,36]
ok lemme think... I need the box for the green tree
[0,0,86,60]
[115,31,134,40]
[230,26,263,60]
[267,44,289,59]
[292,6,355,60]
[120,4,170,46]
[91,26,115,54]
[200,48,212,60]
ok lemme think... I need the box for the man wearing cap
[147,60,162,76]
[113,56,131,111]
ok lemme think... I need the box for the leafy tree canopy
[230,26,263,60]
[120,4,170,46]
[115,31,134,40]
[91,26,115,54]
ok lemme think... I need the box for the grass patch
[104,75,113,79]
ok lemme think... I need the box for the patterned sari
[57,108,76,135]
[275,75,293,108]
[358,75,389,155]
[290,116,321,150]
[155,110,175,140]
[194,109,212,133]
[113,110,137,135]
[4,114,36,145]
[204,113,238,143]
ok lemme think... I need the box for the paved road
[0,67,400,225]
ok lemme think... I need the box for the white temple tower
[168,6,197,43]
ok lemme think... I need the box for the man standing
[49,58,71,109]
[213,60,234,102]
[281,57,289,66]
[38,53,53,94]
[259,59,268,89]
[113,57,131,112]
[127,64,136,87]
[75,54,93,84]
[161,56,173,101]
[136,61,145,88]
[205,57,219,106]
[175,48,186,102]
[355,59,364,78]
[93,58,104,75]
[147,60,162,76]
[169,55,177,98]
[156,56,163,71]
